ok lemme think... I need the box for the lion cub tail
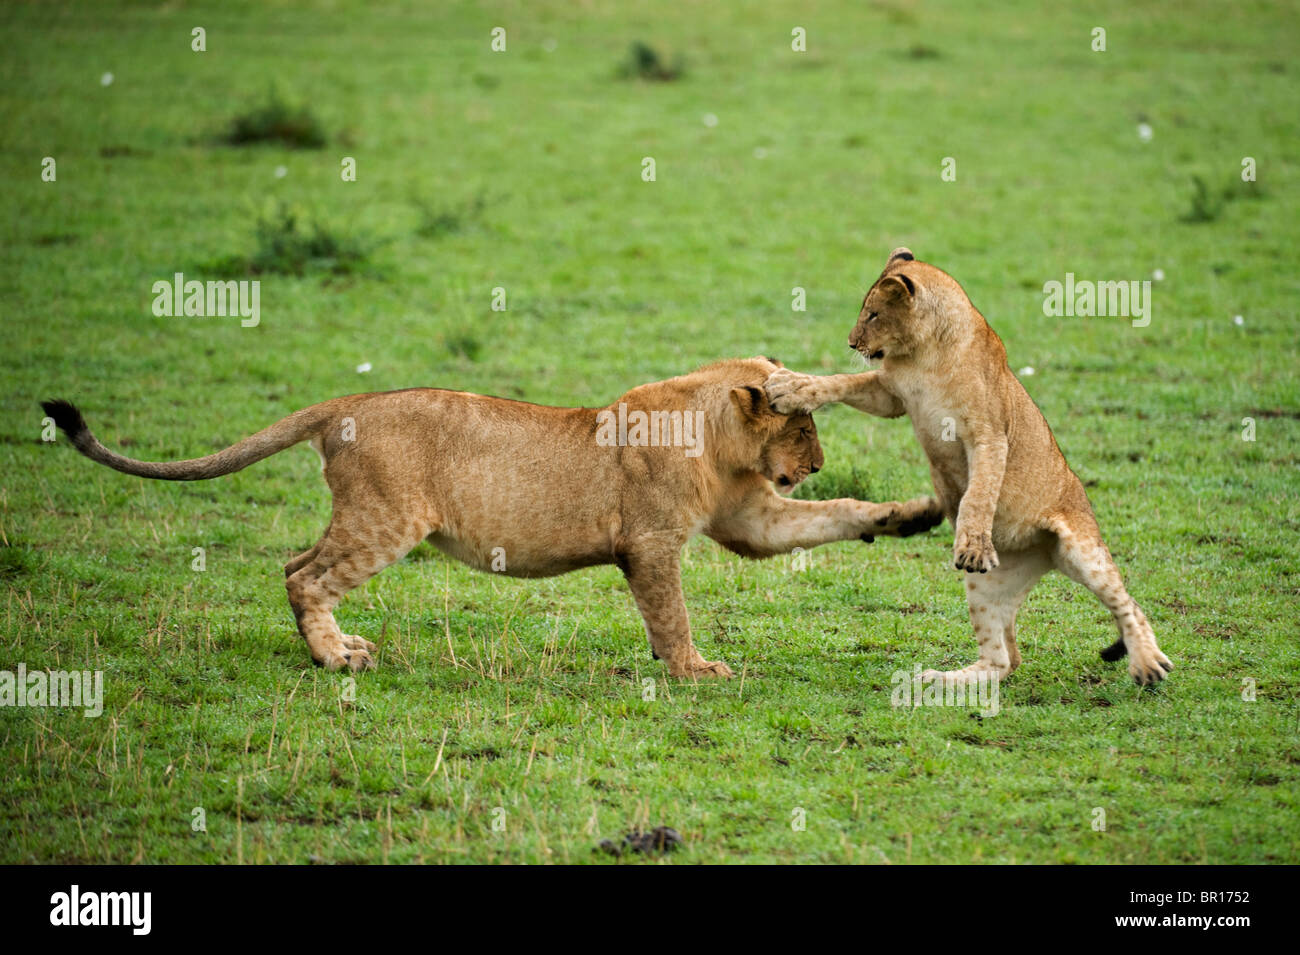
[1099,638,1128,662]
[41,399,329,482]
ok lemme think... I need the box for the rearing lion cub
[44,357,940,678]
[766,250,1173,686]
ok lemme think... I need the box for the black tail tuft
[1099,638,1128,662]
[41,399,88,440]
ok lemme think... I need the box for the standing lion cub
[766,250,1173,686]
[44,357,940,679]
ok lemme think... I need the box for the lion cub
[44,357,940,679]
[766,250,1173,686]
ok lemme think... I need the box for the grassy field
[1,0,1297,864]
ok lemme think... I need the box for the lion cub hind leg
[285,514,435,672]
[1048,513,1172,686]
[284,538,325,578]
[923,550,1050,686]
[620,548,733,680]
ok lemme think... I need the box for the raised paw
[892,496,944,536]
[763,368,825,415]
[954,529,999,573]
[867,496,945,540]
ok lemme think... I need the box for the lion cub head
[849,247,975,362]
[729,382,823,493]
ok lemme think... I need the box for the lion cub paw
[862,496,944,542]
[954,530,999,573]
[1128,648,1174,686]
[675,659,734,680]
[341,633,379,654]
[315,642,376,673]
[921,663,1009,686]
[764,369,824,415]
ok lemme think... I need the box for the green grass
[1,0,1298,864]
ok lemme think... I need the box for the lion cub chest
[891,373,970,496]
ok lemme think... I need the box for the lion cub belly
[426,531,607,579]
[426,496,616,579]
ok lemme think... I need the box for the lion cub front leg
[707,491,942,554]
[620,547,732,680]
[952,436,1008,574]
[765,369,903,417]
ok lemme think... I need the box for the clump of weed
[209,204,375,277]
[905,44,941,59]
[1182,175,1225,223]
[793,465,876,502]
[619,42,684,81]
[445,333,482,361]
[413,193,488,239]
[223,90,327,148]
[1182,172,1266,223]
[0,543,34,580]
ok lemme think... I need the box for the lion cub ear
[878,273,916,302]
[731,385,775,422]
[886,247,914,266]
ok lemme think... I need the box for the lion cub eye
[867,311,879,322]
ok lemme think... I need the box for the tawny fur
[44,357,941,678]
[765,251,1173,686]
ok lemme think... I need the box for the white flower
[702,113,718,128]
[100,72,114,87]
[753,146,768,159]
[1233,315,1244,326]
[1137,122,1153,142]
[1152,269,1165,281]
[1018,366,1035,377]
[274,165,287,179]
[356,362,372,373]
